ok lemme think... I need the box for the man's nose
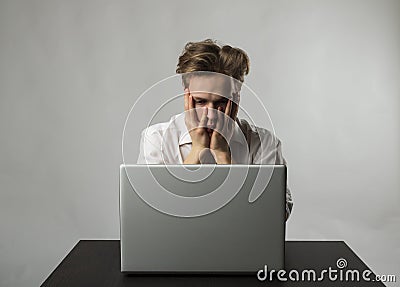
[206,106,217,126]
[207,107,217,119]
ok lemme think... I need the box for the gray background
[0,0,399,286]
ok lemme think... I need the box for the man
[137,39,293,219]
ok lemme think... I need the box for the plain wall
[0,0,399,286]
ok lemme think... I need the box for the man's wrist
[212,150,231,164]
[184,147,207,164]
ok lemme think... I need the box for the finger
[231,92,239,118]
[216,107,224,132]
[199,107,208,128]
[184,88,189,111]
[227,107,235,131]
[188,94,199,124]
[231,101,238,119]
[225,99,232,118]
[223,100,232,133]
[186,91,195,127]
[188,91,193,110]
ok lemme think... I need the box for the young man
[137,39,293,219]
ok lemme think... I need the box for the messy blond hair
[176,39,250,88]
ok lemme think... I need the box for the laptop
[119,164,286,273]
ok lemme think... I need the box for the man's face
[187,75,238,137]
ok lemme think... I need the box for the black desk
[41,240,386,286]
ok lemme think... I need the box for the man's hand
[183,88,210,164]
[210,99,235,164]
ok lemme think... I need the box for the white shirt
[137,113,293,217]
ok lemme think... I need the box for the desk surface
[41,240,386,287]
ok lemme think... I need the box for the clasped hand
[183,89,237,164]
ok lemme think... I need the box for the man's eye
[195,100,206,104]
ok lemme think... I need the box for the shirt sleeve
[252,132,294,220]
[137,128,164,164]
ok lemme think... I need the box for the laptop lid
[120,165,286,273]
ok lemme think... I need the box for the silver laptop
[120,164,286,273]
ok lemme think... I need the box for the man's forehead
[188,75,232,96]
